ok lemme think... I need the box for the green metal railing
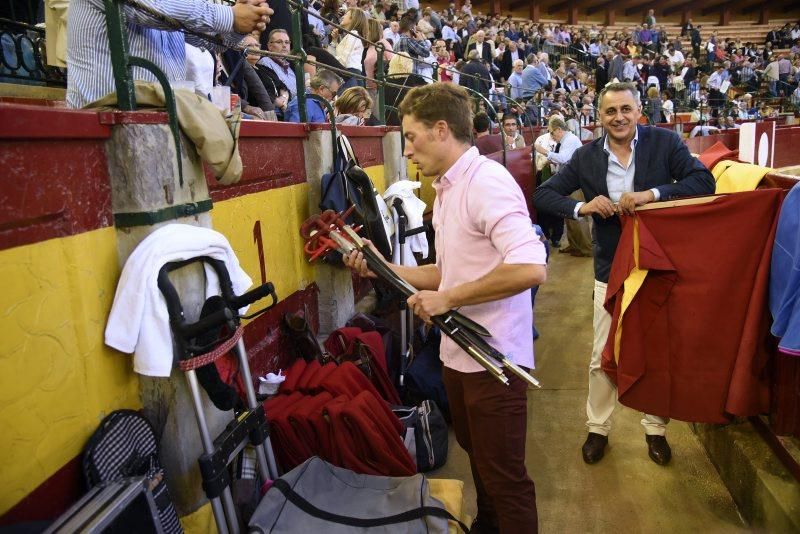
[103,0,547,168]
[104,0,184,185]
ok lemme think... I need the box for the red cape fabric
[697,140,739,170]
[280,358,307,394]
[602,189,784,423]
[323,327,401,404]
[325,390,416,476]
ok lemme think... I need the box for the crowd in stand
[58,0,799,133]
[179,1,798,134]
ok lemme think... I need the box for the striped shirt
[66,0,239,108]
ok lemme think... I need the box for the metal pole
[376,43,386,124]
[431,61,439,82]
[235,338,279,480]
[290,4,307,122]
[103,0,136,109]
[186,371,229,534]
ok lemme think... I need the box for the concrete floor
[429,252,749,533]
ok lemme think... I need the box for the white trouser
[587,280,668,436]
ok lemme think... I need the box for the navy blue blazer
[532,125,715,282]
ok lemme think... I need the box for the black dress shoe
[470,515,499,534]
[646,435,672,465]
[582,432,608,464]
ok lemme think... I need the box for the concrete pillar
[681,9,692,26]
[530,2,540,23]
[382,130,407,188]
[719,6,730,26]
[606,8,615,27]
[758,7,769,25]
[567,2,578,26]
[105,122,227,515]
[302,130,355,338]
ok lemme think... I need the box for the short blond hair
[399,83,473,144]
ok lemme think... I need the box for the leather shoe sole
[582,432,608,464]
[646,435,672,465]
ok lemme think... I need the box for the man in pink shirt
[345,83,547,534]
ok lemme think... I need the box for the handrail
[282,0,510,94]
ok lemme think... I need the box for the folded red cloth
[295,359,322,393]
[306,361,338,394]
[325,390,415,476]
[697,140,739,170]
[279,358,307,394]
[602,190,784,423]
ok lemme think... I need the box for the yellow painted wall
[0,228,141,514]
[364,164,387,195]
[211,183,316,301]
[0,165,388,517]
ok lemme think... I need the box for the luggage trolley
[390,198,427,390]
[157,257,280,534]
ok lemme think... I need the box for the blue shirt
[508,72,524,100]
[441,25,458,42]
[66,0,239,108]
[521,65,547,97]
[286,93,326,123]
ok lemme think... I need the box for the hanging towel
[105,224,252,377]
[383,180,429,266]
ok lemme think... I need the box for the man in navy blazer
[533,82,715,466]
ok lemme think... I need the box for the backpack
[82,410,182,534]
[404,327,450,422]
[319,135,393,259]
[393,400,449,472]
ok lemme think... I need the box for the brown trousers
[442,367,538,534]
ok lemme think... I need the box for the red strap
[178,327,243,372]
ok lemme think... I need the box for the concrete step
[693,420,800,532]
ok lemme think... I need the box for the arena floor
[431,250,747,533]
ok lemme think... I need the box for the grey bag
[249,457,468,533]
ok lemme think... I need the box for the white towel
[383,180,428,266]
[105,224,253,377]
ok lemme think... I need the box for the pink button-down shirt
[432,147,547,373]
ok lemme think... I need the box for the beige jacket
[90,82,243,185]
[45,0,70,68]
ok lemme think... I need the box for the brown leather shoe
[582,432,608,464]
[646,435,672,465]
[282,311,326,363]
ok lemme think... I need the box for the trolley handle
[231,282,277,312]
[177,307,235,340]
